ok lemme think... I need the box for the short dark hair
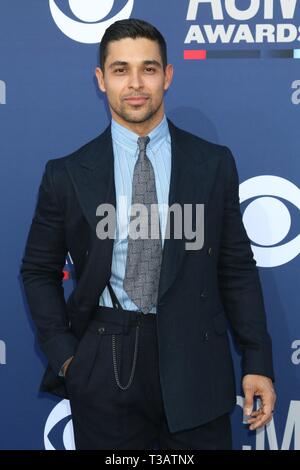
[99,18,167,72]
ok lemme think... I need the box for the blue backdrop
[1,0,299,450]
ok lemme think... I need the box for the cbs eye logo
[240,175,300,268]
[49,0,134,44]
[44,400,75,450]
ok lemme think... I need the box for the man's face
[95,37,173,127]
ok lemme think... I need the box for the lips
[124,96,149,105]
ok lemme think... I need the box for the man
[20,18,276,450]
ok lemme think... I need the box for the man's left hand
[242,374,276,431]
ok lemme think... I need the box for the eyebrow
[108,60,162,69]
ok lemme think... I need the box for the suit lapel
[157,120,220,302]
[65,125,116,315]
[65,125,116,233]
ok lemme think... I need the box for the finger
[247,413,262,423]
[249,410,262,417]
[249,411,273,430]
[261,388,276,408]
[260,396,274,421]
[246,410,264,424]
[243,388,254,416]
[249,396,273,428]
[264,415,273,426]
[256,388,275,418]
[246,409,264,424]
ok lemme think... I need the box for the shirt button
[98,327,105,334]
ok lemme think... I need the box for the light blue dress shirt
[99,114,172,313]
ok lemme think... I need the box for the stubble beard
[110,97,164,124]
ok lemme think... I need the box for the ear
[95,67,106,93]
[164,64,174,91]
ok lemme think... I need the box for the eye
[239,175,300,267]
[113,68,126,74]
[145,67,156,75]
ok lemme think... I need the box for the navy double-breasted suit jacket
[20,119,274,432]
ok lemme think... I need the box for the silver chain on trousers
[112,325,140,390]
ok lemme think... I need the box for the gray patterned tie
[123,136,162,313]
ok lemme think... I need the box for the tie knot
[137,136,150,152]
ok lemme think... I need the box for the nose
[128,70,144,90]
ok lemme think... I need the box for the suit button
[200,291,207,299]
[208,247,212,256]
[203,332,209,342]
[98,327,105,334]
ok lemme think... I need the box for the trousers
[65,303,232,450]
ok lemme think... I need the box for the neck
[111,107,165,136]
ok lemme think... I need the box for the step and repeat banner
[0,0,299,450]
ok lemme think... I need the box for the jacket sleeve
[20,160,78,375]
[218,147,275,382]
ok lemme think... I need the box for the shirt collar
[111,114,169,155]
